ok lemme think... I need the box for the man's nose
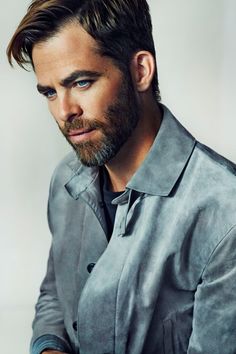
[58,93,83,123]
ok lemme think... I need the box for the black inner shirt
[100,167,124,241]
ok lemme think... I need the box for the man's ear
[130,51,156,92]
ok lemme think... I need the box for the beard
[59,72,140,167]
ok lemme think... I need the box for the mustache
[60,118,106,135]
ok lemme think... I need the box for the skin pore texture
[32,22,162,192]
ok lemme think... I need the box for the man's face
[32,23,139,166]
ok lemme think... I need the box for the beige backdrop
[1,0,236,352]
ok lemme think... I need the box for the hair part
[7,0,161,100]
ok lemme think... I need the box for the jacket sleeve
[187,224,236,354]
[30,246,72,354]
[31,334,70,354]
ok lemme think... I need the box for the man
[7,0,236,353]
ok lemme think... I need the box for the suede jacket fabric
[31,106,236,354]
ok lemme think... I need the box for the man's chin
[72,146,104,167]
[73,144,118,168]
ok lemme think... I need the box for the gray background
[1,0,236,352]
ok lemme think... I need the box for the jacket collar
[65,105,196,199]
[65,160,99,200]
[127,105,196,196]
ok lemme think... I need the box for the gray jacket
[32,106,236,354]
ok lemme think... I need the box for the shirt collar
[127,105,196,196]
[65,105,196,199]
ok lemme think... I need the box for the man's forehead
[32,22,101,71]
[32,32,106,86]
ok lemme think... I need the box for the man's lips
[67,128,97,143]
[68,128,94,136]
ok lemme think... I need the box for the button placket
[113,191,132,237]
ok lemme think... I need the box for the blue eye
[44,89,56,99]
[75,80,92,88]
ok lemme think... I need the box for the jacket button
[87,263,96,273]
[72,321,77,331]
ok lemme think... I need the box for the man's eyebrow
[60,70,102,87]
[36,70,102,94]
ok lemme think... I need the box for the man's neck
[105,102,162,192]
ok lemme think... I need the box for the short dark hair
[7,0,161,100]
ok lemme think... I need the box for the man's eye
[44,89,56,99]
[75,80,92,88]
